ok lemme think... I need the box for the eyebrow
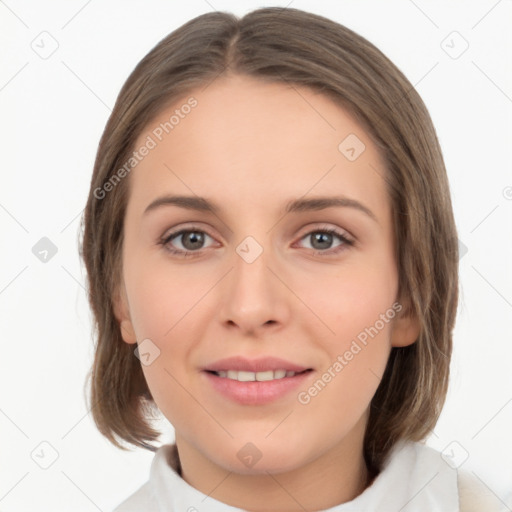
[143,194,377,222]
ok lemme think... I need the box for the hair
[80,6,459,475]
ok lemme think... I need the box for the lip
[203,356,310,373]
[203,371,313,405]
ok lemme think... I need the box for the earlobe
[119,319,137,345]
[390,308,421,348]
[113,284,137,345]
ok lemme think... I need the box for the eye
[159,227,216,257]
[296,227,354,255]
[158,225,354,258]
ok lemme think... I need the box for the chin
[207,438,311,476]
[228,456,302,476]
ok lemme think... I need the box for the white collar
[148,440,459,511]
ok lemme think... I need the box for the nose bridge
[219,233,289,332]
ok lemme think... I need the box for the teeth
[215,370,298,381]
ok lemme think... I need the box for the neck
[174,416,372,511]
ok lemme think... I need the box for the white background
[1,1,511,510]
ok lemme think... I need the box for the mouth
[205,369,312,381]
[202,357,314,405]
[203,369,313,405]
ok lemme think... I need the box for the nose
[218,240,291,336]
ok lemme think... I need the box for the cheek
[124,262,210,416]
[124,258,210,340]
[298,263,396,401]
[297,275,395,423]
[307,261,398,346]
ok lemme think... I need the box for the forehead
[127,75,389,219]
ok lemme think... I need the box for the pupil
[183,232,204,250]
[312,232,332,250]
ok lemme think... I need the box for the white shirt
[113,439,503,511]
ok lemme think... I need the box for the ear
[390,304,421,348]
[112,282,137,345]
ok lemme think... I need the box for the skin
[114,74,420,511]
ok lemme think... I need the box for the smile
[210,369,303,381]
[203,367,314,405]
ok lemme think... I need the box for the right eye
[159,227,217,257]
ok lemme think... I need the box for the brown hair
[80,7,459,473]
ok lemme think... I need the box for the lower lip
[203,371,313,405]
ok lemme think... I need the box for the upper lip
[203,356,311,373]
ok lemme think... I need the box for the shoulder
[458,468,506,512]
[111,444,179,512]
[112,481,159,512]
[397,441,505,512]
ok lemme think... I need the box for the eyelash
[158,225,354,259]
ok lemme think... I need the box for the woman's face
[115,74,419,475]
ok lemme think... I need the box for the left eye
[296,229,353,253]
